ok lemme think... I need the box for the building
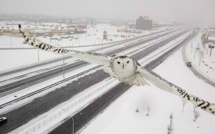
[103,31,108,40]
[207,30,215,43]
[136,16,152,30]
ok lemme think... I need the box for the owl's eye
[127,61,129,63]
[117,61,120,64]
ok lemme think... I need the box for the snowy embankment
[185,31,215,83]
[80,39,215,133]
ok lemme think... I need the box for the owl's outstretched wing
[138,67,215,115]
[18,24,111,66]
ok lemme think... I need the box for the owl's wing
[18,24,111,66]
[138,66,215,115]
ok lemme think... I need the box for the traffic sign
[209,45,214,49]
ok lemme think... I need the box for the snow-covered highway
[0,28,194,134]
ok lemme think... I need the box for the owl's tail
[140,68,215,115]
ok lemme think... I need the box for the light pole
[190,42,193,53]
[194,47,200,59]
[78,34,80,46]
[101,41,104,54]
[72,116,75,134]
[26,82,30,90]
[198,51,204,66]
[10,35,12,48]
[38,49,40,62]
[209,44,214,57]
[66,110,75,134]
[63,53,65,79]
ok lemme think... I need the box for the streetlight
[78,34,80,46]
[72,116,75,134]
[194,47,200,59]
[63,52,65,79]
[10,35,12,48]
[38,49,40,62]
[198,51,204,66]
[208,42,215,57]
[66,110,75,134]
[26,82,30,90]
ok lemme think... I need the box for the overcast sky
[0,0,215,25]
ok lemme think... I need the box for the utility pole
[198,51,203,66]
[209,45,214,57]
[63,53,65,79]
[38,49,40,62]
[79,34,80,46]
[72,117,75,134]
[194,47,200,59]
[10,35,12,48]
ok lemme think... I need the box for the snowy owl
[18,24,215,115]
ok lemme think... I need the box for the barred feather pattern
[18,24,215,115]
[144,69,215,115]
[18,24,110,66]
[19,24,69,54]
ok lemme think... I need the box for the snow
[9,31,186,133]
[185,32,215,83]
[208,36,215,42]
[0,23,169,72]
[0,63,103,115]
[80,41,215,134]
[1,21,197,133]
[0,27,181,113]
[0,27,179,114]
[12,78,121,134]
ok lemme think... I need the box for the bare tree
[193,106,197,112]
[167,113,174,134]
[193,109,200,122]
[146,106,150,116]
[182,99,187,113]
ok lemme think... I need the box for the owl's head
[111,56,137,78]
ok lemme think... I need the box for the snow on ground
[0,63,102,115]
[81,48,215,134]
[0,28,181,112]
[11,78,120,134]
[0,28,181,115]
[0,23,168,72]
[185,31,215,83]
[0,48,62,72]
[8,31,190,133]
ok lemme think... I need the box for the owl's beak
[122,64,124,69]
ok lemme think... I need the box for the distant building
[136,16,152,30]
[207,30,215,44]
[103,31,108,40]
